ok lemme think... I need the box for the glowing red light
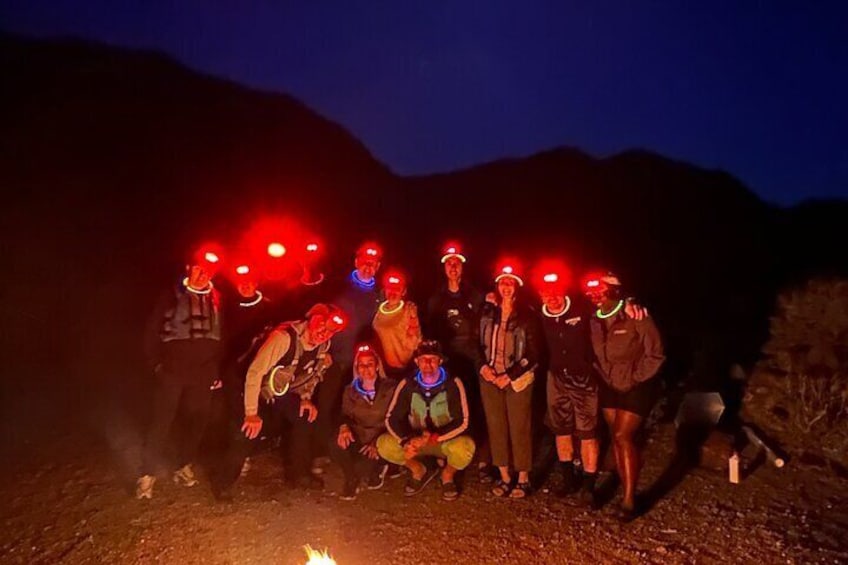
[306,243,319,252]
[388,276,400,284]
[587,280,600,288]
[366,248,377,256]
[236,265,250,275]
[204,252,220,263]
[267,242,286,258]
[446,247,456,254]
[332,315,344,325]
[503,265,513,274]
[543,273,558,283]
[357,344,371,352]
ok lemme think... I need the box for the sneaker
[173,464,199,487]
[136,475,156,499]
[311,456,331,475]
[339,480,359,501]
[441,481,459,501]
[366,464,388,490]
[554,462,579,497]
[386,463,404,479]
[477,463,494,484]
[239,457,251,477]
[403,465,439,497]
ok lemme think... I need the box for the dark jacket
[424,281,484,357]
[477,301,542,380]
[143,283,222,381]
[539,296,596,378]
[589,309,665,392]
[385,371,470,444]
[341,378,397,445]
[331,272,381,367]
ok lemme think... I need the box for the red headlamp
[440,242,467,264]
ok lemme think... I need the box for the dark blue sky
[4,2,847,204]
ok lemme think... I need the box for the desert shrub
[751,278,848,455]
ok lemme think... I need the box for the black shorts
[545,369,598,439]
[599,378,660,418]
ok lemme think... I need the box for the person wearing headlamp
[137,244,225,500]
[583,272,664,521]
[213,303,346,496]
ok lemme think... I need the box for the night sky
[3,2,847,205]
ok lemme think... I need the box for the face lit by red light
[497,276,518,300]
[443,256,463,282]
[237,280,258,299]
[383,276,406,303]
[306,314,341,346]
[355,255,380,281]
[187,265,212,290]
[540,288,566,312]
[584,279,610,307]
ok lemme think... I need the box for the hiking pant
[141,373,212,475]
[212,392,316,490]
[328,439,384,484]
[479,378,534,472]
[376,433,476,470]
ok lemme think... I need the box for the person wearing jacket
[424,243,490,480]
[331,344,396,500]
[315,242,384,458]
[477,261,542,499]
[137,245,224,500]
[226,303,347,494]
[377,340,475,500]
[585,272,664,521]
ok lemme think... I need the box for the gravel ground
[1,420,846,565]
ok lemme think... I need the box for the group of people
[137,239,664,521]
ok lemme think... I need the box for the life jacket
[160,284,221,342]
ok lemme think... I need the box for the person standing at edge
[584,272,664,521]
[137,244,224,500]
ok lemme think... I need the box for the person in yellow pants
[377,340,475,500]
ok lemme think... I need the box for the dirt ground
[2,398,847,565]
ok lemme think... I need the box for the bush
[746,279,848,459]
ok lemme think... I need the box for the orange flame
[303,545,336,565]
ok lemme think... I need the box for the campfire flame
[303,545,336,565]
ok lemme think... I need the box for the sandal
[509,481,531,499]
[491,478,512,497]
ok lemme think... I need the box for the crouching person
[213,304,346,499]
[377,340,475,500]
[331,344,396,500]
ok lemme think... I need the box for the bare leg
[612,410,643,511]
[581,438,600,473]
[555,435,575,462]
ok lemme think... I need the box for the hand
[480,365,496,383]
[323,353,333,368]
[494,374,511,390]
[337,425,354,449]
[299,399,319,423]
[625,301,648,321]
[485,292,497,304]
[241,415,263,439]
[403,434,429,460]
[359,442,380,460]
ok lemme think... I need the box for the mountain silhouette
[2,33,845,394]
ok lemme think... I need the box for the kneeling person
[377,340,475,500]
[332,344,396,500]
